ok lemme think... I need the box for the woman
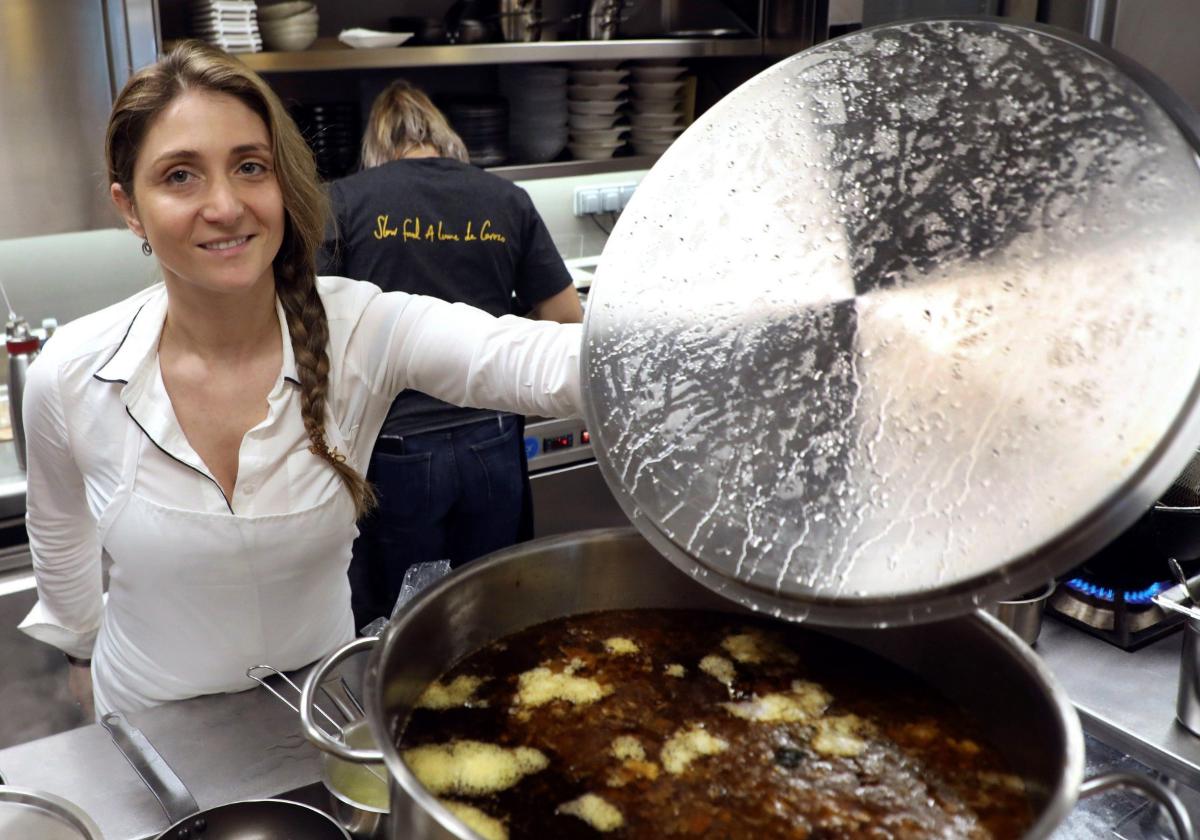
[17,41,582,718]
[320,80,582,628]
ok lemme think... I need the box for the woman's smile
[199,234,254,254]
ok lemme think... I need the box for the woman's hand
[66,659,95,721]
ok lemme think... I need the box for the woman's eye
[166,169,192,185]
[239,161,267,175]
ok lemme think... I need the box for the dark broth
[398,609,1034,839]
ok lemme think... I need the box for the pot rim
[973,609,1085,839]
[361,527,1086,839]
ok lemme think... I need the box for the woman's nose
[201,176,245,224]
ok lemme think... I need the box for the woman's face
[112,90,285,299]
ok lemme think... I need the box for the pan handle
[1080,772,1195,839]
[300,636,384,764]
[100,712,199,828]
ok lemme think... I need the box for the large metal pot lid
[582,19,1200,627]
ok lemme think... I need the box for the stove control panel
[525,417,593,472]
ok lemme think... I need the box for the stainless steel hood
[0,0,159,239]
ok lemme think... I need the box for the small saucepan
[101,712,350,840]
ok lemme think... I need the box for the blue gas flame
[1063,578,1168,606]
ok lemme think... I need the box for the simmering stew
[398,609,1033,839]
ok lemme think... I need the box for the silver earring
[141,239,152,256]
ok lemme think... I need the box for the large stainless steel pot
[301,528,1191,839]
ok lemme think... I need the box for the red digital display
[581,430,590,444]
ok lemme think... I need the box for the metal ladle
[1167,558,1200,606]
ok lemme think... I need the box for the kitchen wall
[0,168,645,335]
[0,229,158,331]
[525,168,648,259]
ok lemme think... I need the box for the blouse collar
[93,285,301,387]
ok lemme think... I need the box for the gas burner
[1049,578,1183,650]
[1062,578,1169,605]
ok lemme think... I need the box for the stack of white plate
[257,1,318,51]
[500,65,569,164]
[567,63,629,160]
[190,0,262,53]
[629,62,688,156]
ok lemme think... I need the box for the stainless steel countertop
[0,671,327,840]
[1037,614,1200,785]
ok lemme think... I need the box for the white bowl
[568,141,623,160]
[631,126,683,143]
[257,1,315,21]
[338,28,413,49]
[632,139,674,156]
[570,69,629,85]
[629,112,681,129]
[630,65,686,82]
[567,98,627,115]
[262,27,317,51]
[568,112,621,130]
[569,126,628,144]
[567,83,628,101]
[630,80,687,99]
[259,16,318,36]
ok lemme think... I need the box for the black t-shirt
[319,157,573,436]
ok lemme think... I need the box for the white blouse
[19,276,583,712]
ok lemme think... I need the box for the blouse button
[243,485,256,495]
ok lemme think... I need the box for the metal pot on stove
[302,17,1200,838]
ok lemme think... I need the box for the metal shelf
[239,37,762,73]
[487,154,658,181]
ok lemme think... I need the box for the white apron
[90,417,358,717]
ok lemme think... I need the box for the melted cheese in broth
[398,609,1034,839]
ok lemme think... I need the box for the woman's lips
[200,234,253,255]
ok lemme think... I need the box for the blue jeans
[349,414,531,627]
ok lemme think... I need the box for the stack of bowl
[500,64,569,164]
[441,96,510,167]
[257,1,318,51]
[189,0,262,54]
[567,62,629,160]
[629,62,688,156]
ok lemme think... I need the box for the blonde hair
[361,79,469,168]
[105,40,375,518]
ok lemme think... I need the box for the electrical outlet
[573,182,639,217]
[600,187,621,212]
[573,188,603,216]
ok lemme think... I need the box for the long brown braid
[105,41,375,517]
